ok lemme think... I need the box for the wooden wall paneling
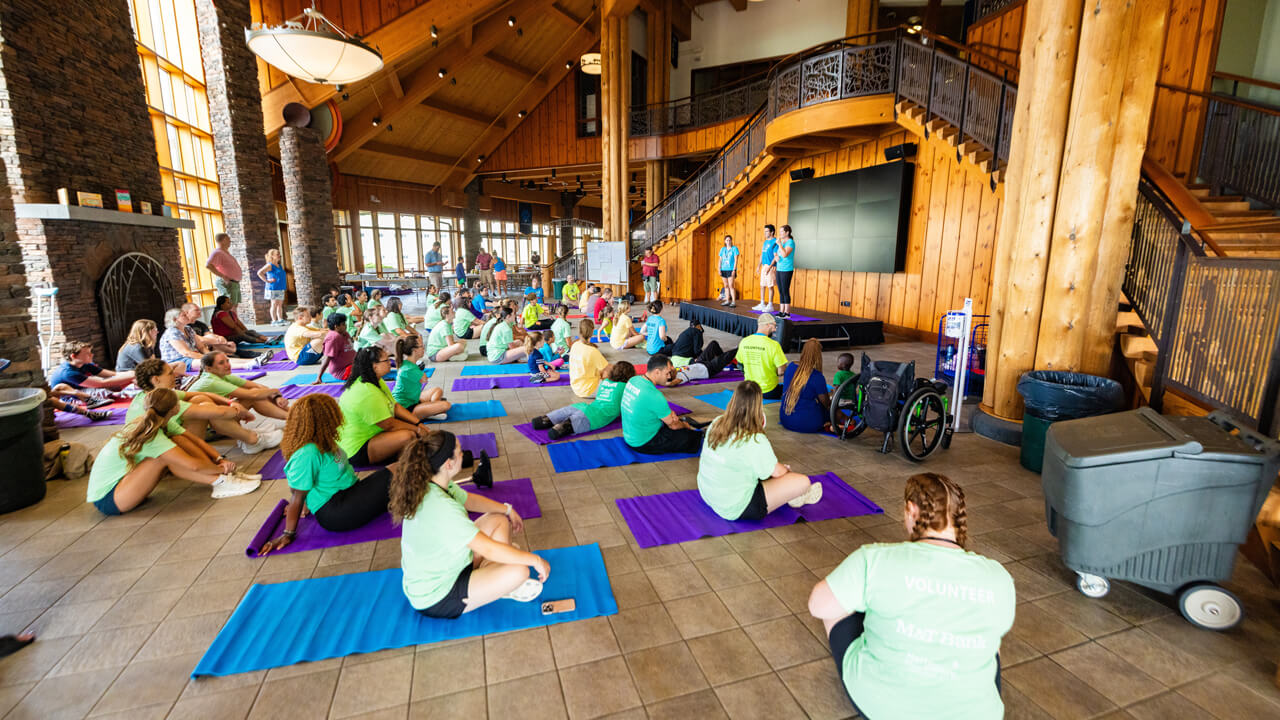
[915,141,950,330]
[932,157,968,322]
[1174,0,1224,175]
[949,171,983,312]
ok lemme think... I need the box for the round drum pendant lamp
[579,52,602,75]
[245,5,383,85]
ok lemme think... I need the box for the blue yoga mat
[193,544,616,677]
[547,436,699,473]
[460,364,537,376]
[426,399,506,423]
[282,368,427,385]
[695,389,781,411]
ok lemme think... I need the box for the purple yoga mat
[255,432,499,479]
[513,402,693,445]
[187,370,266,381]
[244,477,541,557]
[256,361,299,372]
[271,350,288,361]
[616,472,883,548]
[747,309,818,322]
[278,384,344,399]
[54,407,129,429]
[452,371,745,392]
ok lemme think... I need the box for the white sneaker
[752,302,765,311]
[236,427,281,455]
[788,482,823,508]
[211,474,261,499]
[503,578,544,602]
[761,304,774,313]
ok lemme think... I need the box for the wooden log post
[644,2,671,215]
[600,14,631,245]
[846,0,878,40]
[541,234,554,300]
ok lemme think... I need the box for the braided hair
[132,357,170,392]
[904,473,969,549]
[117,388,179,468]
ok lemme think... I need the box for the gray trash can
[1042,407,1280,630]
[0,388,48,514]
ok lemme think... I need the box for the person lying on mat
[211,294,270,346]
[666,340,738,387]
[670,320,705,367]
[521,292,553,332]
[808,473,1015,720]
[284,307,326,366]
[486,307,528,365]
[780,339,832,434]
[257,394,398,555]
[643,301,673,356]
[339,347,432,465]
[736,313,787,400]
[392,336,452,421]
[313,312,357,385]
[609,300,645,350]
[425,305,469,363]
[391,430,547,618]
[524,333,562,384]
[422,292,451,329]
[382,297,423,340]
[130,358,282,455]
[697,380,822,521]
[532,361,636,440]
[623,354,705,455]
[569,319,609,398]
[452,294,484,340]
[188,351,292,421]
[87,389,260,515]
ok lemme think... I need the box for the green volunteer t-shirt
[86,433,176,502]
[573,378,625,430]
[392,362,425,408]
[356,321,386,349]
[401,482,477,609]
[337,378,396,456]
[335,306,358,334]
[737,333,787,392]
[486,321,514,361]
[621,376,671,446]
[422,303,444,328]
[425,319,452,358]
[125,390,189,437]
[284,443,360,514]
[322,305,337,322]
[550,318,572,353]
[697,421,778,520]
[187,372,248,397]
[452,308,478,337]
[825,542,1016,720]
[384,313,407,333]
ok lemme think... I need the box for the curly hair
[281,394,343,459]
[133,358,171,392]
[389,430,453,522]
[607,361,636,383]
[904,473,968,548]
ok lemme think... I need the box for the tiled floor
[1,301,1278,719]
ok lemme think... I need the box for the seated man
[561,274,580,306]
[736,313,787,399]
[284,306,326,365]
[670,320,705,367]
[621,354,704,455]
[48,341,135,397]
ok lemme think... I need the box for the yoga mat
[617,472,883,548]
[282,368,424,385]
[240,339,284,349]
[425,399,506,423]
[747,309,819,322]
[278,384,345,399]
[513,402,692,445]
[229,370,267,381]
[694,390,780,411]
[54,407,128,429]
[255,432,500,479]
[194,544,616,677]
[271,350,288,361]
[547,437,699,473]
[255,361,299,372]
[452,370,744,392]
[244,477,539,557]
[461,362,651,377]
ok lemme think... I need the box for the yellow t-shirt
[284,322,315,362]
[609,314,634,349]
[569,341,609,398]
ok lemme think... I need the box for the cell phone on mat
[541,599,576,615]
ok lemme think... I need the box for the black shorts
[418,565,474,619]
[458,326,475,340]
[720,270,735,278]
[828,612,865,679]
[735,481,769,522]
[762,385,784,400]
[350,440,374,467]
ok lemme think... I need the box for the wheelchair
[828,354,953,462]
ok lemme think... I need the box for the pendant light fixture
[579,52,602,75]
[245,4,383,85]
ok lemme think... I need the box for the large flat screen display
[786,161,914,274]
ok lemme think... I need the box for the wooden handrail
[1156,82,1280,117]
[1211,71,1280,94]
[1141,157,1229,257]
[969,0,1027,30]
[912,27,1020,78]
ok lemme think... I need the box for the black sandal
[0,634,34,658]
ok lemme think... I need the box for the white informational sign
[586,241,628,285]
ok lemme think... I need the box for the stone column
[195,0,279,322]
[0,177,39,389]
[463,179,483,267]
[279,126,339,308]
[559,192,580,257]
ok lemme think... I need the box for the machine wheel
[898,386,947,461]
[1178,584,1243,631]
[829,375,866,440]
[1076,573,1110,598]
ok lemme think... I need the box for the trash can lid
[1046,407,1203,469]
[1164,415,1273,465]
[0,387,46,417]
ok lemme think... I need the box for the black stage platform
[678,300,883,351]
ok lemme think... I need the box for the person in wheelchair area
[808,473,1015,720]
[780,339,832,434]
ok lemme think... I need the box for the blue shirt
[455,262,466,281]
[424,250,443,272]
[470,294,486,316]
[538,344,558,362]
[49,361,101,389]
[760,239,778,265]
[644,315,668,354]
[719,246,740,271]
[777,238,796,272]
[493,257,506,272]
[527,353,545,374]
[263,263,287,291]
[779,362,829,433]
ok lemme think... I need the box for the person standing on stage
[776,224,796,319]
[719,234,740,308]
[753,224,778,313]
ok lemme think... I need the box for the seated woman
[532,361,635,439]
[367,288,385,310]
[382,296,423,339]
[391,430,548,618]
[667,341,738,386]
[314,311,357,384]
[211,295,270,345]
[130,358,282,455]
[424,285,440,307]
[422,292,451,330]
[697,380,822,521]
[643,301,673,356]
[87,389,260,515]
[339,347,431,465]
[257,394,397,555]
[116,319,186,374]
[485,307,527,365]
[188,351,291,421]
[522,292,553,332]
[353,289,370,314]
[334,292,362,335]
[609,300,645,350]
[393,336,453,421]
[780,339,832,434]
[355,305,397,354]
[424,305,469,363]
[549,305,573,355]
[808,473,1015,720]
[284,307,326,365]
[524,333,561,384]
[452,296,484,340]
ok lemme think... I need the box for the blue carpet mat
[547,436,699,473]
[192,544,616,677]
[425,399,506,423]
[694,390,781,411]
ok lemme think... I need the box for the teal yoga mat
[695,389,781,410]
[193,544,616,676]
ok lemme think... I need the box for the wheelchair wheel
[829,375,866,440]
[898,386,947,461]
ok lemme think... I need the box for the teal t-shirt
[424,319,452,358]
[550,318,572,354]
[825,542,1016,720]
[737,333,786,393]
[777,238,796,272]
[187,372,247,397]
[285,443,360,514]
[401,482,477,610]
[643,315,667,355]
[621,376,671,446]
[719,245,740,271]
[486,321,514,361]
[336,379,396,456]
[87,433,176,503]
[452,308,478,337]
[573,378,625,430]
[697,422,778,520]
[392,362,425,408]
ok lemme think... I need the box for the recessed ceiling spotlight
[517,110,527,118]
[430,25,438,38]
[341,92,349,100]
[371,116,381,126]
[507,16,516,26]
[477,155,486,163]
[438,68,447,77]
[566,60,574,69]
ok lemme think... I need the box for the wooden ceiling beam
[330,0,555,164]
[420,99,506,129]
[602,0,641,20]
[728,0,748,11]
[480,180,566,205]
[462,22,473,48]
[483,52,546,86]
[361,141,458,167]
[387,69,405,99]
[548,2,587,27]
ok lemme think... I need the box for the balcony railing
[630,77,770,138]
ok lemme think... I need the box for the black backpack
[859,354,914,434]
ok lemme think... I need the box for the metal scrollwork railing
[630,77,770,138]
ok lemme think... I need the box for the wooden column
[846,0,878,39]
[541,234,554,299]
[600,14,631,245]
[645,1,671,213]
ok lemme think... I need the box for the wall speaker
[789,167,816,181]
[884,143,918,161]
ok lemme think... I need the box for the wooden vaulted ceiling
[252,0,601,191]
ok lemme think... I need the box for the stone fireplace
[97,251,180,360]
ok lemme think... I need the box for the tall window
[130,0,225,306]
[333,210,354,272]
[576,71,600,137]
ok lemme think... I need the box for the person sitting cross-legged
[736,313,787,400]
[338,347,432,466]
[780,338,832,434]
[622,354,705,455]
[187,351,291,422]
[284,306,326,366]
[211,294,270,345]
[532,361,636,440]
[391,430,548,618]
[424,304,469,363]
[313,311,357,384]
[485,307,527,365]
[391,335,452,421]
[608,300,645,350]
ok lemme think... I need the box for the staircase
[1185,185,1280,258]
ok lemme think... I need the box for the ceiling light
[245,6,383,85]
[579,52,602,75]
[477,155,486,163]
[517,109,527,118]
[566,60,574,69]
[341,92,349,100]
[551,169,557,179]
[371,116,381,126]
[508,16,516,26]
[438,68,447,78]
[430,25,438,38]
